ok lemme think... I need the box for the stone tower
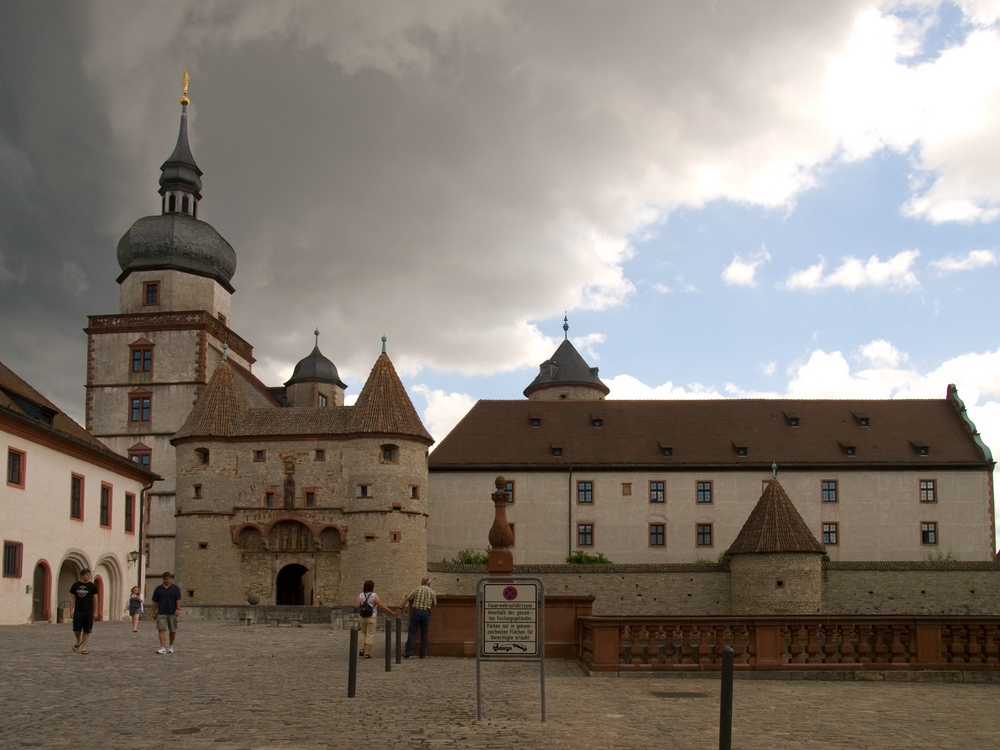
[726,478,826,615]
[85,86,256,594]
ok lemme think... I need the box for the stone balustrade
[580,616,1000,673]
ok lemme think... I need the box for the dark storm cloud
[2,0,884,416]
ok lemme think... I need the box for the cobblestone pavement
[3,620,999,749]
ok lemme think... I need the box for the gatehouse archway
[275,564,310,605]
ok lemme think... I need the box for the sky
[1,1,999,512]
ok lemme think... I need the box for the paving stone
[1,620,999,749]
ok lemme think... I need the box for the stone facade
[730,553,823,615]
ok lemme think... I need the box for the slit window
[125,493,135,533]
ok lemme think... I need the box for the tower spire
[563,314,569,340]
[159,71,203,217]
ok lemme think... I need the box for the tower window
[193,485,202,499]
[129,393,152,423]
[358,484,371,498]
[181,195,189,214]
[129,448,151,469]
[195,448,209,465]
[314,450,325,461]
[318,393,328,407]
[168,194,176,212]
[380,445,398,463]
[131,347,153,373]
[253,450,266,462]
[411,485,420,500]
[265,492,275,507]
[143,282,160,306]
[305,491,315,507]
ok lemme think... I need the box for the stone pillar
[486,476,513,575]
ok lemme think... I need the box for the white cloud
[929,249,998,273]
[604,374,723,400]
[784,250,920,290]
[857,339,906,369]
[412,385,477,446]
[572,332,605,361]
[760,361,777,376]
[722,247,771,287]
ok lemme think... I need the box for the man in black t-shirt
[69,568,99,654]
[151,571,182,654]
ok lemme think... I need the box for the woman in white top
[356,580,398,659]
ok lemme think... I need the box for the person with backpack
[356,580,398,659]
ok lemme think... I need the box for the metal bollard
[348,626,358,698]
[385,617,392,672]
[396,616,402,664]
[719,645,734,750]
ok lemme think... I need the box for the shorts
[156,614,178,632]
[72,611,94,634]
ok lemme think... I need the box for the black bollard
[348,626,358,698]
[395,616,402,664]
[385,617,392,672]
[719,645,734,750]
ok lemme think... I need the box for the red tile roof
[174,361,250,439]
[726,479,826,555]
[347,353,432,442]
[428,397,991,469]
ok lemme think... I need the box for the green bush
[451,548,489,565]
[566,550,612,564]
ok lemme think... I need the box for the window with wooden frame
[921,522,938,545]
[125,493,135,533]
[696,481,713,504]
[822,480,838,503]
[314,449,325,461]
[253,450,266,462]
[577,480,593,504]
[2,541,22,578]
[504,480,514,503]
[920,480,936,504]
[577,523,594,547]
[128,391,152,423]
[696,523,713,547]
[100,484,112,528]
[129,339,154,374]
[143,281,160,306]
[317,393,328,407]
[6,448,25,488]
[822,522,838,545]
[128,445,151,470]
[649,523,665,547]
[649,481,665,503]
[70,474,84,520]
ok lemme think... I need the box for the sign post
[475,576,545,721]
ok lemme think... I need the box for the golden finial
[180,70,190,106]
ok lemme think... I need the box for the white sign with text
[482,582,538,656]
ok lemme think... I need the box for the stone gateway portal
[275,564,309,605]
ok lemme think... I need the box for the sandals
[72,643,80,652]
[81,650,89,655]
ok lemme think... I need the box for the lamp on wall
[127,550,140,567]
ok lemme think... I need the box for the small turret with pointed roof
[348,338,433,443]
[727,478,825,555]
[523,316,609,400]
[284,329,348,407]
[159,70,203,204]
[173,359,249,440]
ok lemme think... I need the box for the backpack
[359,593,374,617]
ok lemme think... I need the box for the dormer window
[552,447,563,457]
[530,418,541,428]
[788,417,800,427]
[661,446,673,457]
[858,417,870,427]
[591,418,603,428]
[918,446,929,456]
[736,446,748,457]
[845,446,856,457]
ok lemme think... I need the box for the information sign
[482,582,538,656]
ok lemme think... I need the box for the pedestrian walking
[69,568,99,655]
[399,576,436,659]
[151,572,181,654]
[125,586,143,632]
[356,580,399,659]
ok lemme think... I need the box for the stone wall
[427,561,1000,617]
[731,553,822,615]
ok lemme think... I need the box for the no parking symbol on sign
[482,582,538,656]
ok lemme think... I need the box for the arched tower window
[181,195,189,214]
[168,194,176,212]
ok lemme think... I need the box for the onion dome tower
[284,329,349,407]
[116,71,237,298]
[523,316,609,401]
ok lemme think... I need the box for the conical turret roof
[174,360,249,440]
[726,479,826,555]
[347,353,433,443]
[523,338,609,398]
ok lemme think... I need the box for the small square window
[552,447,562,457]
[198,542,208,550]
[921,522,937,545]
[306,491,315,507]
[649,481,664,503]
[592,418,603,427]
[649,523,665,547]
[918,446,929,456]
[697,524,713,547]
[7,448,25,488]
[577,481,593,503]
[822,480,838,503]
[859,417,870,427]
[845,446,856,457]
[218,313,227,326]
[661,446,673,457]
[196,448,209,465]
[530,418,541,427]
[253,450,266,462]
[315,449,325,461]
[696,481,712,504]
[788,417,800,427]
[410,486,420,500]
[577,523,593,547]
[364,534,376,542]
[920,480,936,504]
[265,492,275,507]
[193,485,202,499]
[736,446,748,457]
[822,522,838,545]
[143,281,160,306]
[358,484,370,498]
[2,541,23,578]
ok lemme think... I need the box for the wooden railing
[579,616,1000,672]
